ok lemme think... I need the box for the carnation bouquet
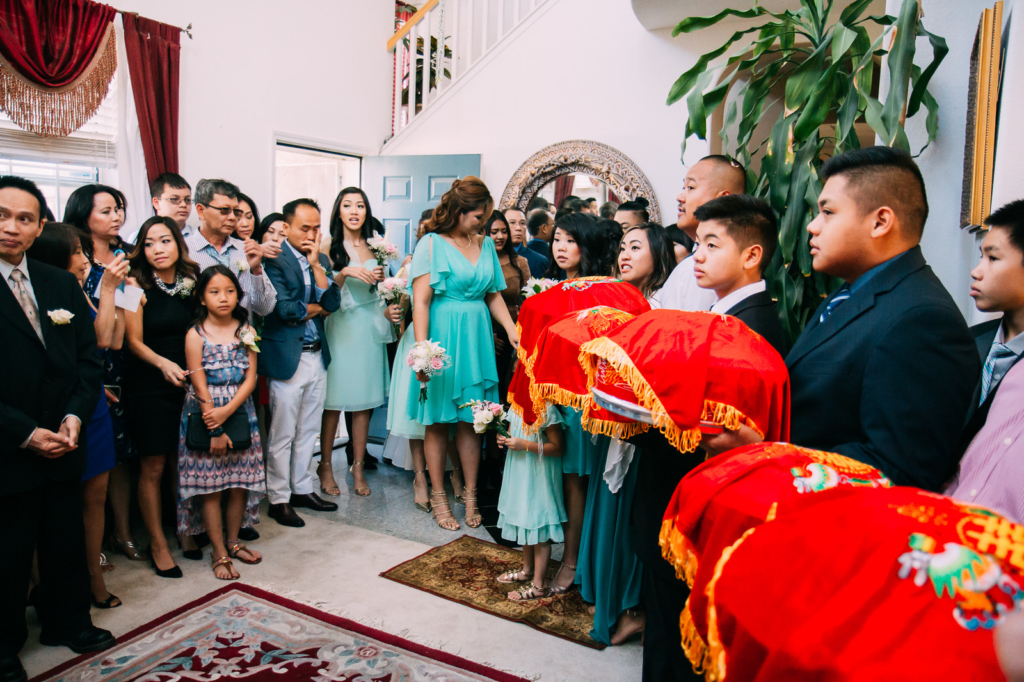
[378,276,407,336]
[367,237,400,292]
[460,400,510,437]
[406,340,451,403]
[521,277,558,301]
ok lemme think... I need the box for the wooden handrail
[387,0,440,52]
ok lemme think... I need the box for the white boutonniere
[179,277,195,298]
[240,326,261,353]
[237,260,250,274]
[47,309,74,325]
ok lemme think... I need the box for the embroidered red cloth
[657,442,892,672]
[700,487,1023,681]
[508,277,650,424]
[578,310,790,453]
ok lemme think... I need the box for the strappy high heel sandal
[211,555,239,581]
[496,568,533,584]
[227,540,262,565]
[547,561,577,595]
[450,464,465,504]
[508,582,548,602]
[317,462,341,496]
[109,534,147,561]
[431,489,460,531]
[349,461,371,497]
[463,487,482,528]
[414,469,431,513]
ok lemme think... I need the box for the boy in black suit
[0,176,114,682]
[692,194,788,356]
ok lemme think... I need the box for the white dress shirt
[656,256,718,312]
[186,229,277,317]
[709,279,767,314]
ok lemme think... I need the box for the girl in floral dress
[179,265,266,580]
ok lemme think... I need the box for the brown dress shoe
[290,492,339,512]
[268,503,305,527]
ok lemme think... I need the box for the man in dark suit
[506,207,547,277]
[259,198,341,528]
[526,208,554,261]
[784,147,978,491]
[691,194,788,356]
[0,176,114,682]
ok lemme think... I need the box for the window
[275,143,362,220]
[0,158,99,220]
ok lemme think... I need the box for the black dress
[124,285,193,457]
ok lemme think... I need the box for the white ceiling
[630,0,888,31]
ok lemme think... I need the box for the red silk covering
[578,310,790,453]
[0,0,115,87]
[527,306,644,436]
[508,277,650,425]
[657,442,892,673]
[701,487,1024,682]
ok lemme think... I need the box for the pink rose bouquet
[378,276,407,335]
[406,339,451,403]
[459,400,510,437]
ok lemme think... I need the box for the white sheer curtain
[112,14,152,244]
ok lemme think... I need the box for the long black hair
[594,218,624,276]
[544,212,602,279]
[64,183,128,260]
[234,192,261,240]
[328,187,375,271]
[616,223,676,298]
[193,264,249,335]
[128,216,200,290]
[27,222,83,270]
[485,210,525,287]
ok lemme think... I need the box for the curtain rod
[116,10,192,39]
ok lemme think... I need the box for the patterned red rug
[28,583,529,682]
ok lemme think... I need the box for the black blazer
[785,247,978,491]
[516,244,548,278]
[725,288,788,357]
[527,238,551,261]
[0,259,102,495]
[957,319,1020,454]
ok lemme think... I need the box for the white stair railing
[387,0,548,138]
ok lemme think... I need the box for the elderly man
[0,176,114,682]
[186,178,277,318]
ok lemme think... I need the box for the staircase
[386,0,553,143]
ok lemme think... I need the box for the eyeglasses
[200,203,243,218]
[163,196,192,207]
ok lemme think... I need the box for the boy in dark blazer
[259,198,341,528]
[0,177,113,682]
[691,194,788,356]
[784,147,977,491]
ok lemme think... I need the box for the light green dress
[324,259,393,411]
[386,325,425,440]
[497,408,566,545]
[405,234,505,425]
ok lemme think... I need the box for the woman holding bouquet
[409,177,519,530]
[320,188,402,497]
[124,217,199,578]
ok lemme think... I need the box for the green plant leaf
[880,0,919,138]
[910,65,940,154]
[906,22,948,117]
[667,23,767,106]
[794,60,841,140]
[831,24,858,63]
[686,71,715,139]
[784,39,829,115]
[779,136,820,260]
[863,95,889,143]
[839,0,874,26]
[766,114,798,210]
[672,6,766,36]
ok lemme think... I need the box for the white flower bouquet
[367,237,399,292]
[240,326,260,353]
[47,309,74,325]
[460,400,510,437]
[406,339,451,403]
[378,276,407,336]
[521,277,558,300]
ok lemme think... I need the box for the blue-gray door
[363,154,482,260]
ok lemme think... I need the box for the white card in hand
[115,284,144,312]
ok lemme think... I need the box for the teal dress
[558,406,609,476]
[405,234,505,425]
[496,408,566,545]
[324,259,393,411]
[386,325,425,440]
[576,440,643,645]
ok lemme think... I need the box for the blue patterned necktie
[979,342,1015,405]
[819,285,851,324]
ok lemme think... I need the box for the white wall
[112,0,394,223]
[380,0,733,222]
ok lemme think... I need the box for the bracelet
[209,427,224,437]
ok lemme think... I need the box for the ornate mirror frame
[498,140,662,223]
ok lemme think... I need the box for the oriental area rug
[29,584,529,682]
[381,535,603,649]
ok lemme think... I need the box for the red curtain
[122,13,180,184]
[0,0,115,86]
[607,187,619,203]
[554,174,575,209]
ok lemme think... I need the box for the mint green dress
[558,406,610,476]
[497,408,567,545]
[405,234,505,425]
[386,325,425,440]
[324,259,393,411]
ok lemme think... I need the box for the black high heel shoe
[149,549,183,579]
[177,536,203,561]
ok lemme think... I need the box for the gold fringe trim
[659,518,698,587]
[765,501,778,522]
[579,399,650,439]
[705,526,760,682]
[0,24,117,138]
[680,597,713,675]
[578,337,764,454]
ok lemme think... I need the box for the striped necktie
[979,342,1016,405]
[9,269,44,343]
[819,285,851,324]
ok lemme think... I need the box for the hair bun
[634,197,650,208]
[450,178,462,189]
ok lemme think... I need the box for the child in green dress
[495,408,565,601]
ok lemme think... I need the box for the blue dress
[83,306,116,481]
[496,408,566,545]
[324,259,392,411]
[558,406,609,476]
[405,234,505,425]
[387,325,425,440]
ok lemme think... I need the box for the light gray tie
[9,269,44,343]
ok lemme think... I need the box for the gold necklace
[452,235,472,248]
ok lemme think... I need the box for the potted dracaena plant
[668,0,947,342]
